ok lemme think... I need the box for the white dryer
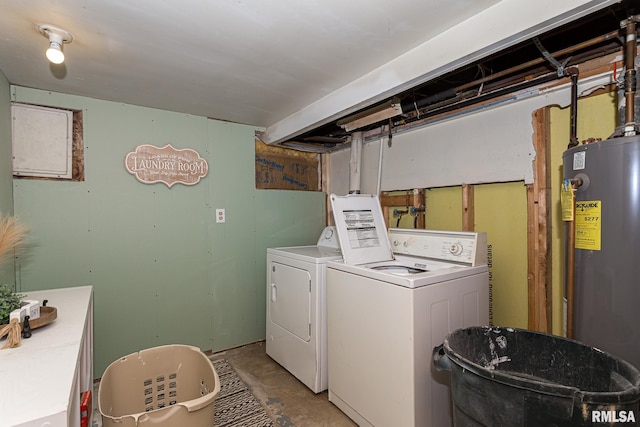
[327,194,489,427]
[266,226,341,393]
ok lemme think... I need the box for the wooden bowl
[0,306,57,330]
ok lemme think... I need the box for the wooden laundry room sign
[124,144,208,188]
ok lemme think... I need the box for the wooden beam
[379,193,412,207]
[412,189,425,229]
[380,191,391,229]
[527,107,551,333]
[462,184,475,231]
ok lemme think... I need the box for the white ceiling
[0,0,620,144]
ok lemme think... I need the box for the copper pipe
[566,178,582,339]
[396,30,623,129]
[456,30,621,92]
[566,209,576,339]
[623,19,637,126]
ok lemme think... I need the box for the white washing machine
[327,194,489,427]
[266,226,341,393]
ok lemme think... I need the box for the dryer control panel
[389,228,487,266]
[317,226,340,249]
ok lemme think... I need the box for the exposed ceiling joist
[261,0,622,146]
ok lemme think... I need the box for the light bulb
[46,41,65,64]
[38,25,73,65]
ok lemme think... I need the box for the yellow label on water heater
[575,200,601,250]
[561,179,574,221]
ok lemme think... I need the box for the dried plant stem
[0,214,28,266]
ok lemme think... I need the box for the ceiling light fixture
[37,24,73,65]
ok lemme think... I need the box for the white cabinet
[0,286,93,426]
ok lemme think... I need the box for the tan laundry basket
[98,344,220,426]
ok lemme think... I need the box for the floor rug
[212,359,275,427]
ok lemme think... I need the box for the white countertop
[0,285,93,426]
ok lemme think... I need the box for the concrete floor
[211,341,356,427]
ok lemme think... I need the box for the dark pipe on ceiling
[400,89,457,117]
[393,30,626,132]
[394,72,560,128]
[455,30,621,94]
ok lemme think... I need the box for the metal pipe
[566,177,583,339]
[566,209,576,339]
[623,18,638,131]
[455,30,621,93]
[568,69,580,149]
[398,72,559,126]
[349,132,363,194]
[355,30,622,135]
[400,89,457,114]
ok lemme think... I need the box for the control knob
[323,228,334,239]
[449,243,464,256]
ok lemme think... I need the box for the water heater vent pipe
[567,68,580,149]
[349,132,363,194]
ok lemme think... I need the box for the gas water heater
[563,135,640,369]
[562,15,640,369]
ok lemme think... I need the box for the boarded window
[11,103,84,181]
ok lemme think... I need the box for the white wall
[329,72,614,192]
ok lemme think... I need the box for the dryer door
[269,261,311,341]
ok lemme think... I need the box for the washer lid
[330,193,393,265]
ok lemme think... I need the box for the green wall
[0,72,15,285]
[10,87,327,376]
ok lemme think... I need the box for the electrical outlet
[216,208,226,223]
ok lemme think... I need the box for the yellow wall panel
[425,186,462,231]
[475,182,528,328]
